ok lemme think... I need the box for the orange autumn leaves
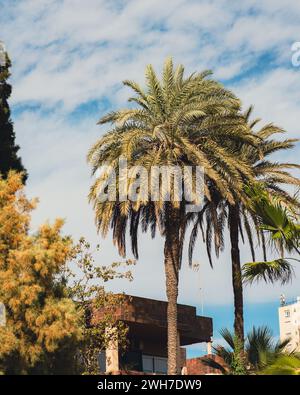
[0,172,81,368]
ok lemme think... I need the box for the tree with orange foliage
[0,172,81,374]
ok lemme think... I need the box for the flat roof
[94,295,213,345]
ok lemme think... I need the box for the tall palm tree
[88,58,257,374]
[189,108,300,346]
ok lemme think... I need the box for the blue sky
[1,0,300,357]
[186,301,281,357]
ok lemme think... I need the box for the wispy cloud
[2,0,299,110]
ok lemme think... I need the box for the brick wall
[186,355,226,375]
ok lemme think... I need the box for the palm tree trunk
[229,204,244,346]
[164,206,180,375]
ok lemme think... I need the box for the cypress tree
[0,45,27,181]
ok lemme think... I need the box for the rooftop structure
[94,295,213,374]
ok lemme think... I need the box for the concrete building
[278,296,300,352]
[94,295,213,374]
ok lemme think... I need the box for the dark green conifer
[0,45,27,181]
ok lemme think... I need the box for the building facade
[278,296,300,352]
[94,295,213,374]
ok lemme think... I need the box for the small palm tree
[88,58,256,374]
[203,326,291,375]
[202,328,246,375]
[246,326,289,371]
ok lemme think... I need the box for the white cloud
[3,0,299,109]
[235,68,300,139]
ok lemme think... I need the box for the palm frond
[201,356,227,374]
[242,259,295,285]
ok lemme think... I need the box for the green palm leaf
[242,259,296,285]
